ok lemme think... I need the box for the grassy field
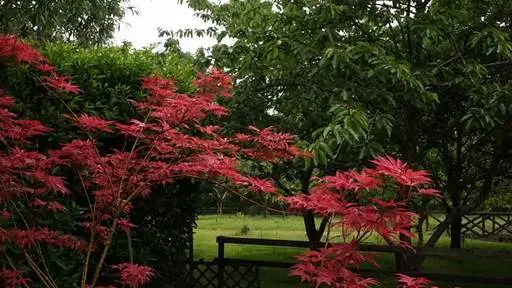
[194,214,512,288]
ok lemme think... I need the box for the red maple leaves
[41,75,81,94]
[0,269,31,288]
[284,156,443,288]
[0,35,80,94]
[0,34,302,288]
[397,274,433,288]
[290,241,380,288]
[0,35,45,64]
[112,263,154,287]
[70,114,115,132]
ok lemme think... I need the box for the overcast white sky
[114,0,218,53]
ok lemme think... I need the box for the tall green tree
[378,0,512,249]
[179,0,431,243]
[181,0,512,251]
[0,0,131,45]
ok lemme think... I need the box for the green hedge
[0,42,199,287]
[2,42,195,146]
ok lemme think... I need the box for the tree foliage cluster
[0,0,511,286]
[285,156,441,287]
[0,40,203,287]
[1,42,196,146]
[0,0,129,46]
[0,35,449,288]
[181,0,512,249]
[0,35,303,287]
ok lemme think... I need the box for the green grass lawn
[194,214,512,288]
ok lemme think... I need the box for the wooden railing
[215,236,512,286]
[430,212,512,239]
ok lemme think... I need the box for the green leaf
[319,141,334,157]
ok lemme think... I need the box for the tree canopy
[0,0,129,45]
[182,0,512,248]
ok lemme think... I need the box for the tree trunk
[450,214,463,248]
[425,215,452,247]
[448,183,462,248]
[215,188,227,216]
[299,168,329,248]
[395,228,423,273]
[303,212,321,241]
[303,212,328,249]
[264,197,269,218]
[217,200,223,216]
[396,253,422,273]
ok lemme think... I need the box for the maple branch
[9,201,57,288]
[215,182,290,215]
[76,169,100,288]
[37,72,120,211]
[33,242,56,287]
[18,186,58,281]
[24,252,56,288]
[81,228,96,288]
[127,229,134,263]
[35,89,123,288]
[90,216,119,287]
[116,110,152,202]
[318,217,330,240]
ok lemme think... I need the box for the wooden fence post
[394,250,406,272]
[217,236,225,288]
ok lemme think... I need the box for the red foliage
[0,269,31,288]
[396,274,433,288]
[0,35,300,287]
[0,35,46,64]
[41,75,81,94]
[284,157,443,288]
[112,263,154,288]
[0,35,79,95]
[0,33,444,288]
[70,114,115,132]
[117,219,137,233]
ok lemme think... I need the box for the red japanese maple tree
[0,35,301,287]
[284,157,444,288]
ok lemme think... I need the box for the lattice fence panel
[187,260,259,288]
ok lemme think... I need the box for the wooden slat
[467,212,512,216]
[461,214,485,236]
[217,236,512,259]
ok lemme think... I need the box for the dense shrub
[0,42,196,147]
[0,37,202,287]
[0,35,302,287]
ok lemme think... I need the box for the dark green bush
[0,42,199,287]
[2,42,195,146]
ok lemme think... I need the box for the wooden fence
[209,236,512,287]
[430,212,512,240]
[186,259,259,288]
